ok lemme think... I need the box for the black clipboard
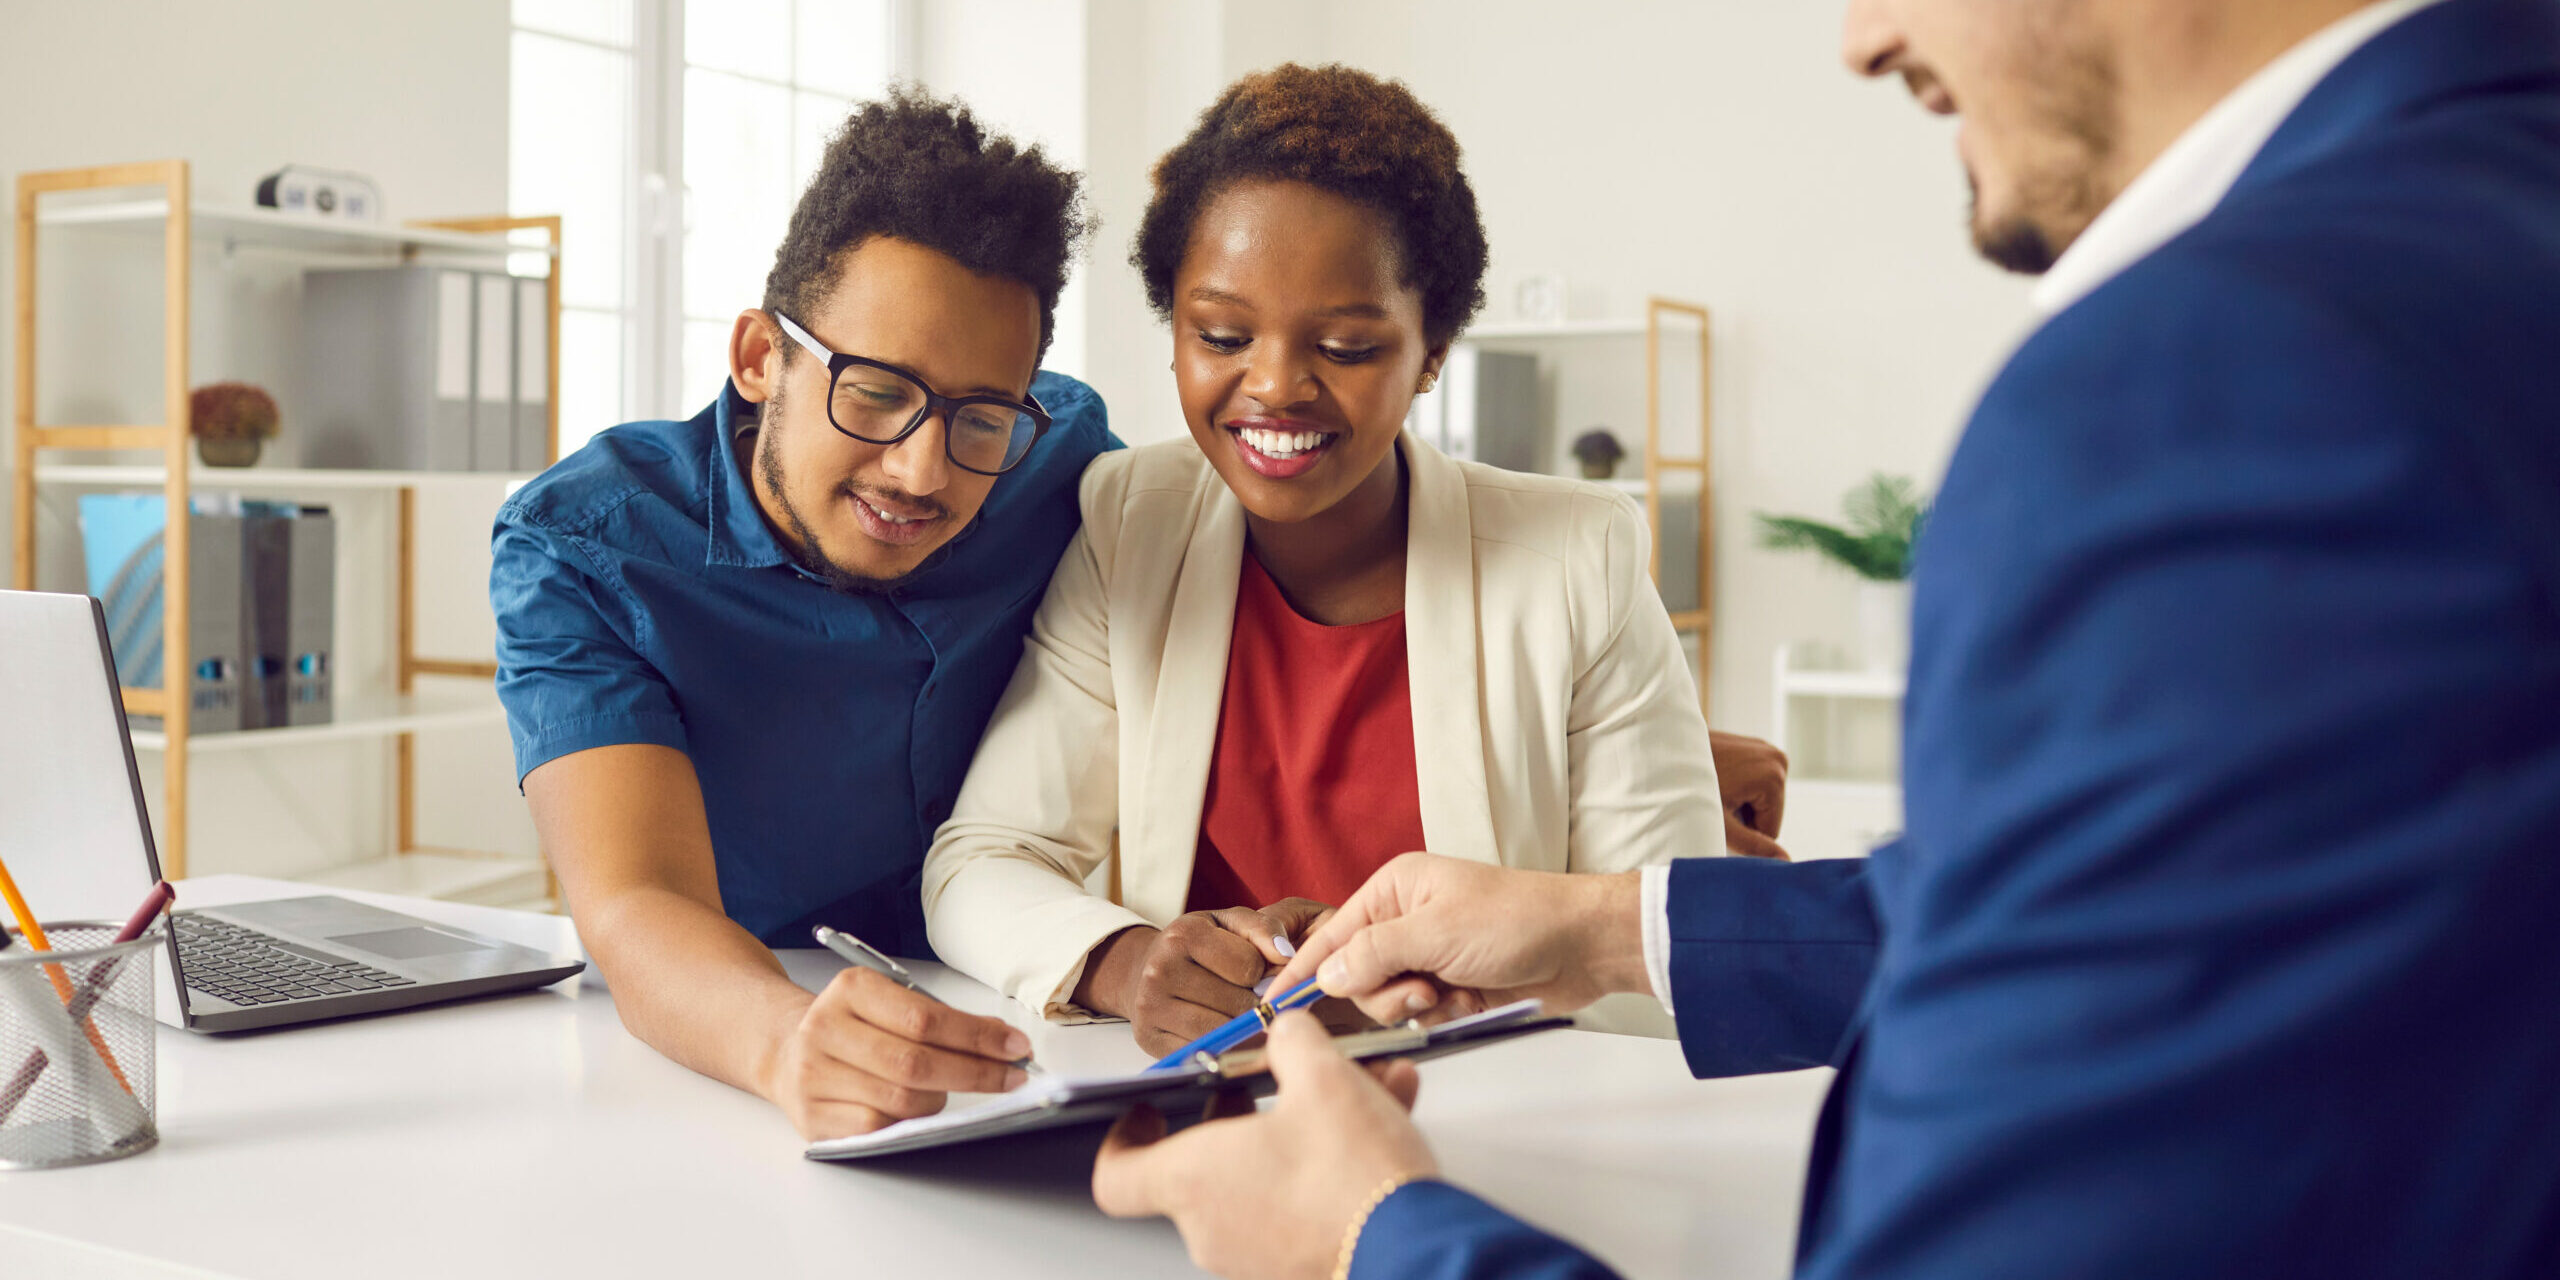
[804,1000,1571,1161]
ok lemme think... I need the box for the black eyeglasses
[772,311,1051,476]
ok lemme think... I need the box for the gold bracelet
[1332,1172,1424,1280]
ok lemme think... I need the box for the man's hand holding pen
[1089,855,1653,1278]
[758,966,1032,1142]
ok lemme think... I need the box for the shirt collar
[2032,0,2445,316]
[705,380,799,571]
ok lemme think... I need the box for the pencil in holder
[0,923,161,1170]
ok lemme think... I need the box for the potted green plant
[1570,428,1626,480]
[189,382,280,468]
[1756,474,1928,671]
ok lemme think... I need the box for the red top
[1186,554,1428,914]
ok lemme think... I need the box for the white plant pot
[1858,579,1912,673]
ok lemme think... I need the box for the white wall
[911,0,1096,381]
[0,0,527,876]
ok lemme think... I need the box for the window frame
[511,0,914,434]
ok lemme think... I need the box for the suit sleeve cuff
[1349,1180,1620,1279]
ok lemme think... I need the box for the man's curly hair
[765,86,1092,364]
[1133,63,1488,347]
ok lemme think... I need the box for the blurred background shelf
[301,851,553,911]
[35,198,550,265]
[1771,644,1905,860]
[129,688,508,754]
[1777,666,1905,701]
[1465,318,1650,340]
[36,462,541,491]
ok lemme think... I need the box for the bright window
[510,0,899,456]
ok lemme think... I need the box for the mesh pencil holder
[0,923,161,1170]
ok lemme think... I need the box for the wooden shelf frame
[1643,298,1714,714]
[14,159,196,871]
[13,161,560,894]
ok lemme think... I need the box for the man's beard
[754,383,955,595]
[1968,37,2121,276]
[1970,171,2072,275]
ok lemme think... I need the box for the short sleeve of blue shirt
[484,374,1112,951]
[491,507,692,779]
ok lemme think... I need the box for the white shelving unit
[1771,644,1906,860]
[127,687,510,755]
[1465,318,1649,340]
[1461,300,1717,709]
[14,159,559,908]
[35,463,542,492]
[36,198,557,268]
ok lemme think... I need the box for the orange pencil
[0,849,135,1094]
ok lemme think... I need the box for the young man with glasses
[490,89,1110,1140]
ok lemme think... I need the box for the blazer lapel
[1128,468,1245,920]
[1401,435,1504,867]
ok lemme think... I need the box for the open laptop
[0,588,584,1032]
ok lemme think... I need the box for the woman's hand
[1711,730,1791,860]
[1077,899,1332,1056]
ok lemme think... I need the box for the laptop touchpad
[329,927,494,959]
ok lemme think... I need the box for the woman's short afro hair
[764,85,1092,363]
[1133,63,1488,347]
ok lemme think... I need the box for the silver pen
[811,926,1042,1075]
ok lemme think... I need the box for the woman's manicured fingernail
[1319,958,1348,990]
[1004,1030,1032,1058]
[1405,991,1432,1014]
[1273,935,1297,959]
[1004,1068,1029,1091]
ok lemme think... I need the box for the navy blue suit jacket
[1353,2,2560,1275]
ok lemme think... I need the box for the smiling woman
[922,64,1775,1058]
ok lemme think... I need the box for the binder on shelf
[237,502,337,730]
[1406,346,1541,473]
[190,512,248,736]
[283,507,336,727]
[472,273,516,471]
[301,265,544,472]
[73,495,246,735]
[514,276,551,471]
[241,506,293,730]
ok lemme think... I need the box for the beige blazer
[922,433,1722,1021]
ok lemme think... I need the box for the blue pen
[1146,975,1327,1071]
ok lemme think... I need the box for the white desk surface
[0,876,1829,1279]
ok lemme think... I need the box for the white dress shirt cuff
[1640,863,1677,1019]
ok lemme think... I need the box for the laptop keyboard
[175,913,417,1006]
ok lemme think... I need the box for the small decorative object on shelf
[1757,474,1930,671]
[1571,428,1626,480]
[1513,272,1567,325]
[253,164,382,222]
[189,382,281,468]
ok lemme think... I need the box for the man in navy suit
[1088,0,2560,1276]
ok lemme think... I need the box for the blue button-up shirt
[491,376,1113,953]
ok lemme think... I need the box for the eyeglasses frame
[769,310,1052,476]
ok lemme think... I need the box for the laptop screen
[0,590,181,1015]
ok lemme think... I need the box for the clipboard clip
[1205,1021,1433,1079]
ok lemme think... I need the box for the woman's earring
[1417,371,1439,394]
